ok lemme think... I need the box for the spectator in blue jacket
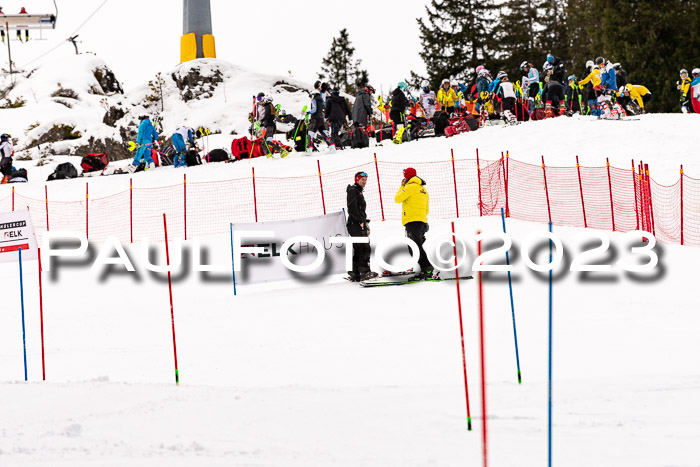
[130,115,159,171]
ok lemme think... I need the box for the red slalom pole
[576,156,587,228]
[477,230,487,467]
[476,149,483,217]
[163,214,179,385]
[606,158,616,231]
[451,221,472,431]
[680,165,684,245]
[85,183,89,240]
[632,160,639,230]
[541,156,552,224]
[38,247,46,381]
[373,153,386,221]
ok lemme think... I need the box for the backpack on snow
[9,168,28,183]
[80,153,110,173]
[204,148,230,162]
[47,162,78,181]
[432,110,451,136]
[350,126,370,149]
[286,120,308,152]
[375,123,394,143]
[231,137,266,159]
[185,150,202,166]
[160,146,175,166]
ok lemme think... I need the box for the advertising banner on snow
[0,211,38,263]
[232,211,349,284]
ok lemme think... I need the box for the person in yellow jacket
[678,69,693,113]
[395,167,432,278]
[577,66,601,88]
[437,79,458,114]
[619,84,652,113]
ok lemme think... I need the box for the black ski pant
[389,110,405,127]
[0,158,12,177]
[404,221,431,272]
[347,221,370,274]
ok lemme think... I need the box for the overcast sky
[7,0,429,94]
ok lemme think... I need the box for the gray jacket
[351,90,372,125]
[0,141,13,163]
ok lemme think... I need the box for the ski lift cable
[20,0,110,68]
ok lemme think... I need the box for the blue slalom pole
[501,208,522,384]
[230,223,237,296]
[548,222,553,467]
[19,247,27,381]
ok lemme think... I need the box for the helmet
[585,60,594,69]
[0,133,9,142]
[475,65,484,73]
[451,79,458,87]
[256,92,265,99]
[547,54,553,64]
[478,69,488,77]
[680,69,688,75]
[331,87,340,94]
[264,96,273,103]
[619,85,627,93]
[692,68,700,75]
[595,57,605,66]
[520,61,529,70]
[567,75,576,81]
[496,71,507,80]
[366,85,376,94]
[398,81,408,91]
[543,62,553,72]
[421,79,429,88]
[612,62,621,70]
[441,78,450,86]
[313,80,321,90]
[321,82,330,92]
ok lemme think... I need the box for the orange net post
[373,153,385,221]
[632,160,639,230]
[252,167,258,222]
[476,149,483,217]
[44,185,49,231]
[646,164,656,236]
[681,165,684,245]
[451,148,460,218]
[575,156,587,228]
[541,156,552,224]
[317,160,327,215]
[606,158,616,231]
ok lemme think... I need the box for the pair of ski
[354,269,473,287]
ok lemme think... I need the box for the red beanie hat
[403,167,417,180]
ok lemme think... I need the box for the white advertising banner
[0,211,39,262]
[232,211,349,284]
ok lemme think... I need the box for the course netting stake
[373,153,385,221]
[500,208,521,384]
[229,223,237,296]
[646,164,656,235]
[19,247,27,381]
[681,165,684,245]
[38,247,46,380]
[85,183,89,240]
[163,214,180,385]
[476,149,483,217]
[606,158,615,231]
[130,178,134,243]
[45,185,49,231]
[317,160,327,215]
[632,160,639,230]
[451,148,460,218]
[252,167,258,222]
[541,156,552,223]
[451,221,472,431]
[575,156,587,228]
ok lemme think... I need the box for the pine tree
[318,29,369,95]
[536,0,569,63]
[412,0,498,89]
[492,0,539,79]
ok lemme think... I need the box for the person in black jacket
[308,80,334,151]
[390,82,410,129]
[614,64,628,88]
[546,53,567,86]
[352,85,374,127]
[564,75,582,114]
[325,88,351,147]
[346,172,377,281]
